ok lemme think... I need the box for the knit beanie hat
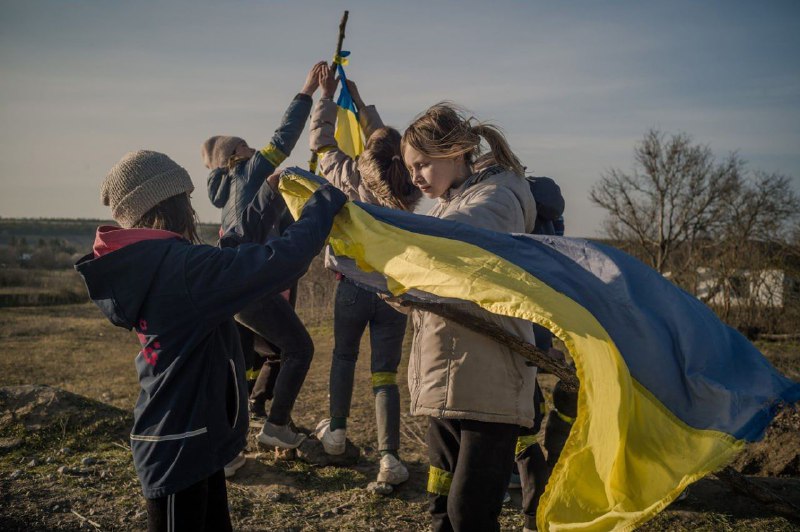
[201,135,248,169]
[101,150,195,228]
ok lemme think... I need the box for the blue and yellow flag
[279,168,800,531]
[332,51,364,159]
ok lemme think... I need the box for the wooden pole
[335,10,349,61]
[403,300,579,391]
[309,10,350,173]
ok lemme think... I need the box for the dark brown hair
[132,192,201,243]
[358,127,421,211]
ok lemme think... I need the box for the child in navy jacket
[75,150,346,531]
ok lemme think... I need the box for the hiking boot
[377,454,409,485]
[224,452,246,478]
[249,400,267,420]
[314,418,346,455]
[257,421,306,449]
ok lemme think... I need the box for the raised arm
[192,182,348,326]
[308,65,361,198]
[246,62,327,181]
[345,79,385,140]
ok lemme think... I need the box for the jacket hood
[75,226,183,330]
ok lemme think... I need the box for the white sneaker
[257,421,307,449]
[377,454,409,485]
[224,453,246,478]
[314,419,346,455]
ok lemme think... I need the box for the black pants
[251,350,282,404]
[235,292,313,425]
[516,380,549,530]
[145,470,231,532]
[427,417,519,532]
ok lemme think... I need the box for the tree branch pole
[309,10,349,173]
[335,10,349,61]
[402,298,800,521]
[402,300,579,391]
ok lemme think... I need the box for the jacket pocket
[227,360,240,429]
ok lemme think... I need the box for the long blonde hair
[401,102,524,177]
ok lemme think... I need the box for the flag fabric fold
[278,168,800,531]
[332,51,364,159]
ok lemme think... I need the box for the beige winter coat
[408,166,540,427]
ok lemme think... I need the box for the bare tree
[591,129,800,332]
[709,172,800,326]
[590,129,741,274]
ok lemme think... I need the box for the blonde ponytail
[402,102,524,176]
[471,123,524,176]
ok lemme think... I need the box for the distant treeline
[0,218,222,250]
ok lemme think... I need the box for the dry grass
[0,302,798,530]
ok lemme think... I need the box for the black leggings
[427,417,519,532]
[145,470,231,532]
[235,292,314,425]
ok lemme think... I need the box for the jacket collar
[439,164,505,203]
[93,226,184,258]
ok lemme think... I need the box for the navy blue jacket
[75,181,347,498]
[208,94,313,233]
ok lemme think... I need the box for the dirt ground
[1,302,799,531]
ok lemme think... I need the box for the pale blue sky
[1,1,798,236]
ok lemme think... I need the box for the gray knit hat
[101,150,195,228]
[201,135,248,169]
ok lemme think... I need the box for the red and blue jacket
[75,181,346,498]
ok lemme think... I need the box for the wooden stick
[310,10,351,173]
[403,300,579,391]
[759,333,800,341]
[400,416,427,448]
[335,10,349,60]
[71,510,101,529]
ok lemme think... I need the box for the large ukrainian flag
[279,169,800,531]
[333,51,364,159]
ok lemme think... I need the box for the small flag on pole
[332,51,364,159]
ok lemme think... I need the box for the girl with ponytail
[401,102,539,531]
[309,66,420,489]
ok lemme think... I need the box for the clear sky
[1,0,798,237]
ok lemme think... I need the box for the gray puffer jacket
[408,165,540,427]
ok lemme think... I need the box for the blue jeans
[235,293,313,425]
[330,279,407,451]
